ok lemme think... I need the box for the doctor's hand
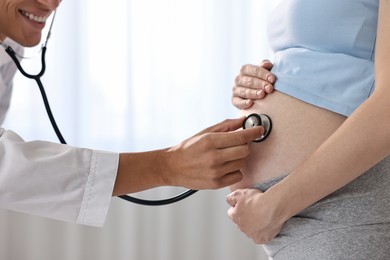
[113,117,263,196]
[232,60,276,110]
[227,188,284,244]
[165,117,264,190]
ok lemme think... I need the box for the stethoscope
[242,113,272,142]
[1,12,273,206]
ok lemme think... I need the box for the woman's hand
[232,60,276,110]
[226,188,284,244]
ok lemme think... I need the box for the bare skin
[1,0,266,197]
[227,0,390,244]
[231,60,275,110]
[230,90,346,190]
[113,118,264,195]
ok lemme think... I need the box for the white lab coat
[0,39,119,227]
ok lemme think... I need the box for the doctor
[0,0,264,227]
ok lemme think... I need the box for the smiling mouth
[19,10,48,23]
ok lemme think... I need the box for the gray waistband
[251,174,287,192]
[260,156,390,258]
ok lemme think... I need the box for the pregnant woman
[227,0,390,259]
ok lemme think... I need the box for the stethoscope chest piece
[243,113,272,142]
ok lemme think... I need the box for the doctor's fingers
[212,126,264,149]
[200,151,251,188]
[202,117,248,134]
[203,147,249,180]
[212,171,243,189]
[212,155,248,177]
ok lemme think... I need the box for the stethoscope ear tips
[243,113,272,142]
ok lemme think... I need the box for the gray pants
[253,156,390,260]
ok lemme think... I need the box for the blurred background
[1,0,272,259]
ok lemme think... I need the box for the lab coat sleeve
[0,128,119,227]
[0,40,21,124]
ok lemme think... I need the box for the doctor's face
[0,0,60,47]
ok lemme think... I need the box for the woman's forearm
[265,1,390,223]
[267,92,390,222]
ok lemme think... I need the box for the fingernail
[267,75,275,83]
[256,90,262,97]
[265,85,272,93]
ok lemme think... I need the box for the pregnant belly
[230,90,346,191]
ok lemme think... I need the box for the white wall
[2,0,272,259]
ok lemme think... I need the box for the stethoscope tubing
[4,44,198,206]
[119,189,198,206]
[6,45,66,144]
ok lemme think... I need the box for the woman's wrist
[263,180,304,224]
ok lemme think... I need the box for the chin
[22,37,42,47]
[11,34,42,47]
[22,42,41,47]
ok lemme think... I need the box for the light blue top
[267,0,378,116]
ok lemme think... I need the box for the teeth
[20,10,47,23]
